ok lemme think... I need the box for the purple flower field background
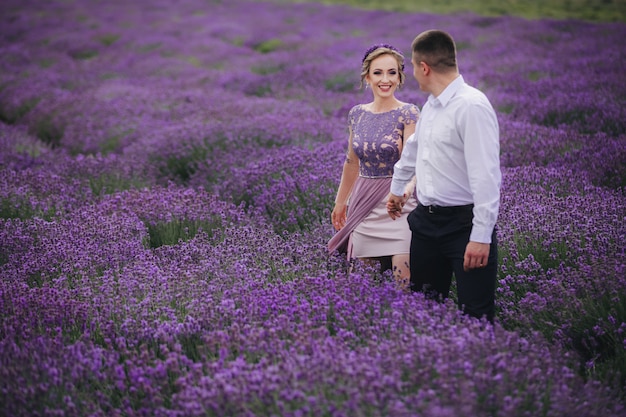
[1,0,625,415]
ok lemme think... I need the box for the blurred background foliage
[264,0,626,22]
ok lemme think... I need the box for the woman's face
[365,54,400,99]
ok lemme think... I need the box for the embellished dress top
[328,103,420,258]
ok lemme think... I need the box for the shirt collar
[428,74,464,107]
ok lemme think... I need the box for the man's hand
[463,241,490,272]
[386,193,405,220]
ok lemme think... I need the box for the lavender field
[1,0,625,415]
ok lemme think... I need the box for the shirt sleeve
[460,97,501,243]
[391,130,418,196]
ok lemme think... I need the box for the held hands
[387,177,415,220]
[331,203,348,231]
[386,193,405,220]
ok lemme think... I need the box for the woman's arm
[331,130,359,231]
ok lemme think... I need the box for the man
[387,29,501,322]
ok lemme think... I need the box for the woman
[329,43,420,289]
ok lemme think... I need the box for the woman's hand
[331,203,348,230]
[386,194,404,220]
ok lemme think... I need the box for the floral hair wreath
[362,43,405,71]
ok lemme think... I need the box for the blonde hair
[360,46,406,89]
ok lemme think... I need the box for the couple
[328,30,501,323]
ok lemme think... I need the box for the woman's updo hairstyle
[360,43,406,89]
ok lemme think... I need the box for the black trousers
[407,204,497,322]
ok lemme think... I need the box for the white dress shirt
[391,75,501,243]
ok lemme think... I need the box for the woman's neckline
[362,102,407,114]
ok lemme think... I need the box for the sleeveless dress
[328,103,420,259]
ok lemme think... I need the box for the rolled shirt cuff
[470,224,494,244]
[390,179,408,197]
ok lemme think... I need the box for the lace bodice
[350,103,420,177]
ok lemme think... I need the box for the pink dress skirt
[351,192,417,257]
[328,175,416,259]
